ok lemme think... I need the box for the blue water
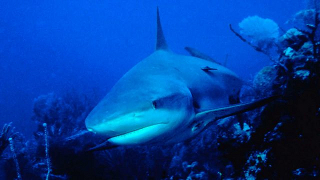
[0,0,304,137]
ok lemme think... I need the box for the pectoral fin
[86,140,118,152]
[190,96,278,132]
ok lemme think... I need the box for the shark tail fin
[156,7,168,50]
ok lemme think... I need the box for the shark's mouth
[107,123,168,145]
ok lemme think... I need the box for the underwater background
[0,0,319,179]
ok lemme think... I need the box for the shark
[85,8,276,150]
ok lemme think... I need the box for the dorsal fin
[156,7,168,50]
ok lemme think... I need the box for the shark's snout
[85,104,192,145]
[85,108,176,139]
[86,112,155,136]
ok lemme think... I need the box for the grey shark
[85,8,275,148]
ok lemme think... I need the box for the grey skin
[85,8,274,148]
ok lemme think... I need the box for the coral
[31,92,100,179]
[230,16,281,62]
[291,9,317,26]
[3,133,38,179]
[32,92,97,144]
[278,28,309,51]
[1,92,100,179]
[239,16,279,50]
[289,8,319,37]
[8,138,22,180]
[226,6,320,179]
[0,123,18,156]
[43,123,51,180]
[244,149,269,179]
[253,66,278,97]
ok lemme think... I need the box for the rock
[283,47,296,58]
[298,42,313,56]
[293,69,310,81]
[253,66,278,97]
[284,54,307,72]
[278,28,308,51]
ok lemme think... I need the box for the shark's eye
[152,101,157,109]
[193,100,200,109]
[151,93,190,110]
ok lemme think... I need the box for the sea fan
[239,16,279,49]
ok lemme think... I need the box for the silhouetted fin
[64,130,90,142]
[185,46,220,64]
[86,140,118,152]
[201,66,217,72]
[156,7,168,50]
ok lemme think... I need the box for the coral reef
[1,6,319,180]
[226,6,320,179]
